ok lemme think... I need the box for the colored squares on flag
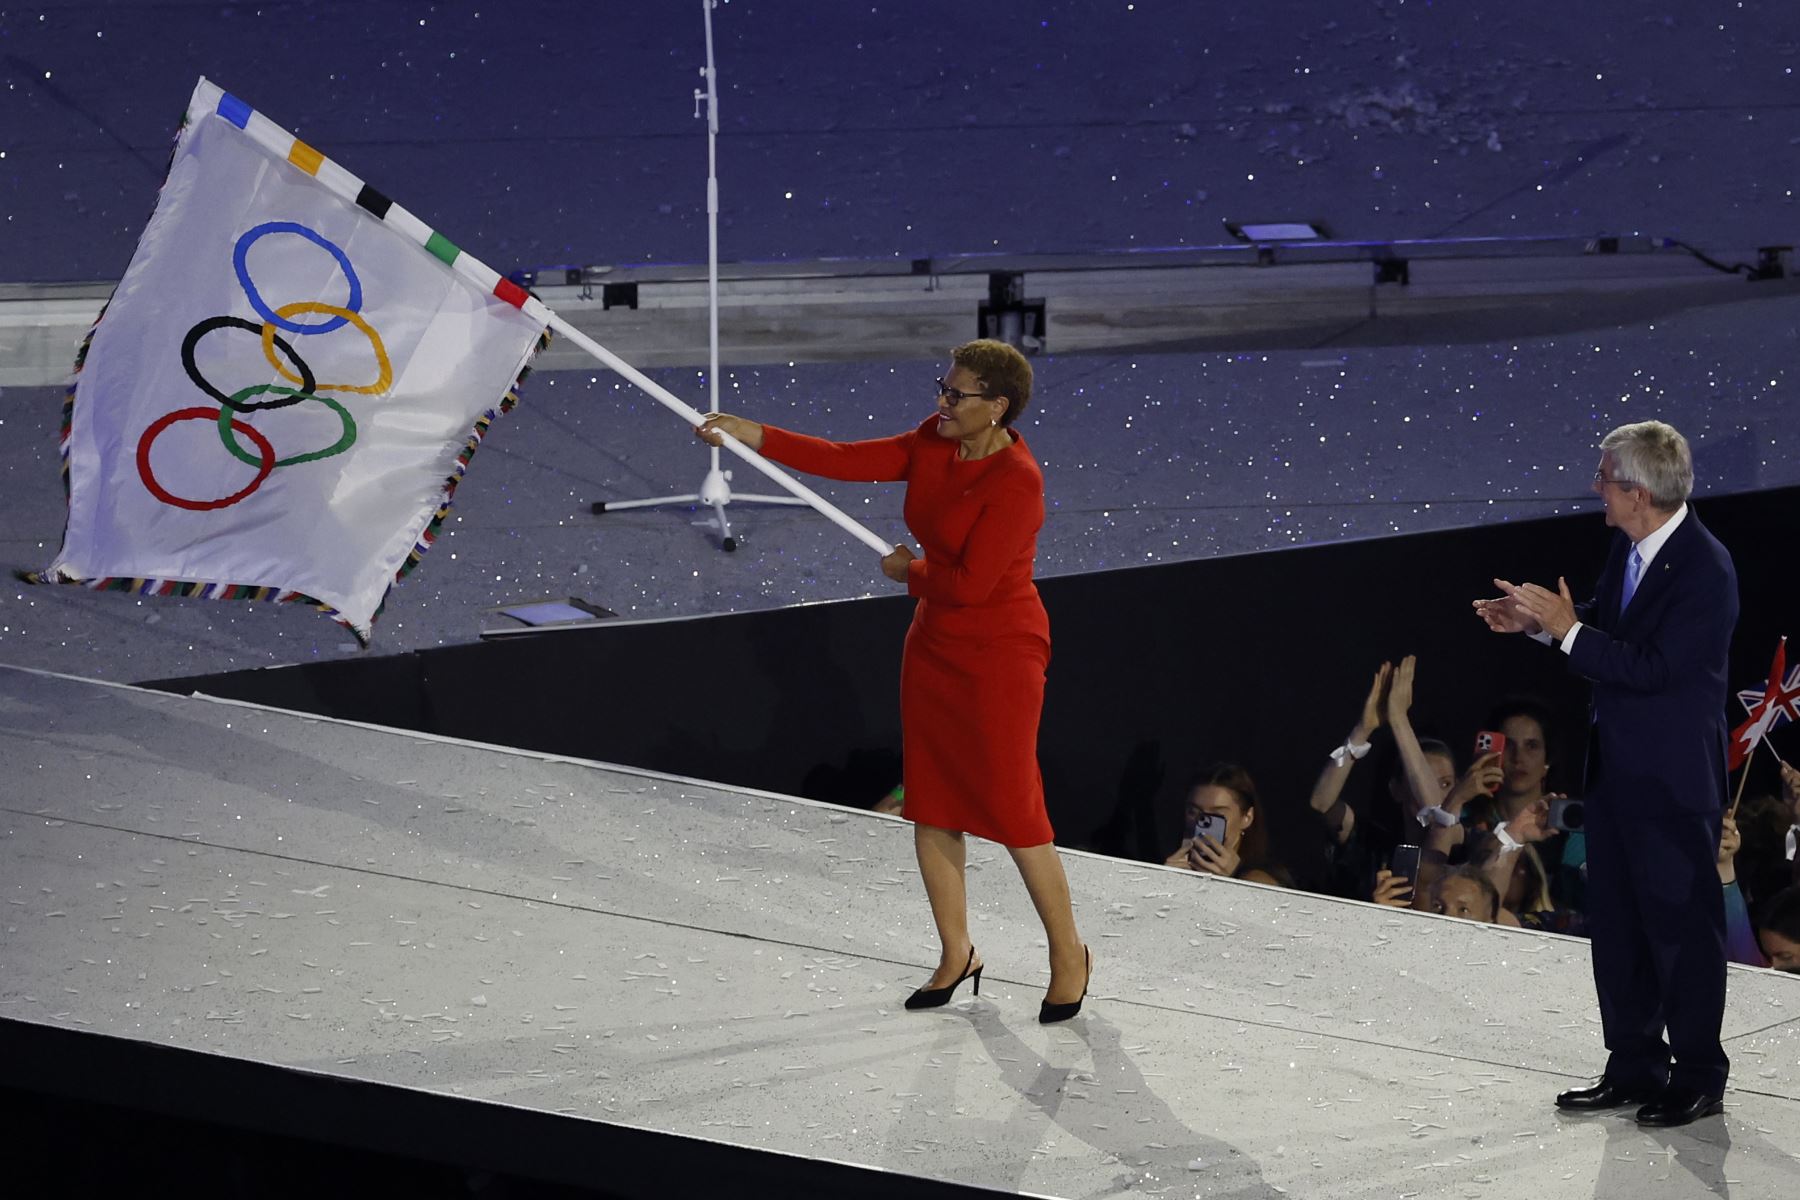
[216,90,253,130]
[139,221,394,510]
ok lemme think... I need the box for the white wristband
[1493,822,1523,852]
[1416,805,1459,828]
[1330,738,1372,767]
[1785,824,1797,862]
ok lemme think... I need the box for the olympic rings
[142,220,389,511]
[259,302,392,395]
[217,387,357,468]
[233,221,363,334]
[138,407,276,511]
[183,316,318,412]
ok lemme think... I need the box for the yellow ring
[260,301,393,395]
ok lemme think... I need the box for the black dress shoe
[1555,1078,1666,1110]
[1636,1088,1724,1127]
[1038,945,1091,1025]
[904,947,982,1010]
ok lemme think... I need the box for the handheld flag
[31,77,549,642]
[1730,636,1792,772]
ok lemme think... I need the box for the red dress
[759,416,1054,847]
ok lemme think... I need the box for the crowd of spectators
[1150,655,1800,976]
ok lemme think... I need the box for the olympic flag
[34,77,550,642]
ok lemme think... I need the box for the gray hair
[1600,420,1693,511]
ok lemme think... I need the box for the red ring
[137,406,276,511]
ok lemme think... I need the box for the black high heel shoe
[1038,946,1090,1024]
[904,947,982,1010]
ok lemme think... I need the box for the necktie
[1621,546,1644,611]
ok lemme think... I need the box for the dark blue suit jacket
[1568,510,1738,815]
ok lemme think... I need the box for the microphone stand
[591,0,809,550]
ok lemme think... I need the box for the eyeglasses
[936,377,993,406]
[1592,470,1638,490]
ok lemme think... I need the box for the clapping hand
[1359,661,1393,736]
[1386,655,1417,724]
[1492,577,1578,641]
[1472,589,1541,635]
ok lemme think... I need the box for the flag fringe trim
[29,320,551,647]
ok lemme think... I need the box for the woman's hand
[1371,868,1413,909]
[881,544,917,583]
[1445,751,1504,811]
[1385,654,1417,724]
[695,412,765,452]
[1358,661,1393,737]
[1507,795,1556,844]
[1717,814,1741,884]
[1187,833,1241,878]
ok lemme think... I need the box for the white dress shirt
[1551,503,1689,655]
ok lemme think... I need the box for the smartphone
[1549,796,1585,833]
[1192,811,1228,847]
[1389,844,1422,890]
[1473,730,1508,793]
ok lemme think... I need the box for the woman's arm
[1386,656,1445,822]
[1306,662,1391,844]
[697,413,913,482]
[906,474,1042,605]
[759,426,914,483]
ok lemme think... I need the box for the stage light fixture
[978,271,1046,354]
[1224,220,1328,242]
[1751,245,1790,281]
[490,597,616,627]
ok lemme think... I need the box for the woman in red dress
[697,340,1090,1022]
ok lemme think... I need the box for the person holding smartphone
[1164,763,1285,886]
[1476,420,1738,1128]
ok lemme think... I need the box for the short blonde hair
[951,339,1033,427]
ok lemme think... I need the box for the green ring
[218,386,358,467]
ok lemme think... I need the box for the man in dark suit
[1475,419,1738,1128]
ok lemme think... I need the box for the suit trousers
[1583,774,1729,1094]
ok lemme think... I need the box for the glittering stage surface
[3,665,1797,1198]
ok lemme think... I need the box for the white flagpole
[545,313,895,557]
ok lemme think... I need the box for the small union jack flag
[1737,665,1800,727]
[1731,637,1795,772]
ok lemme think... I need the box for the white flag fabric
[39,77,550,641]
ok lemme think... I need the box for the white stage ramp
[2,663,1797,1198]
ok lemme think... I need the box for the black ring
[181,316,317,413]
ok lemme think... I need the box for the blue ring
[232,221,362,335]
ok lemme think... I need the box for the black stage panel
[149,487,1800,883]
[0,1018,1003,1200]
